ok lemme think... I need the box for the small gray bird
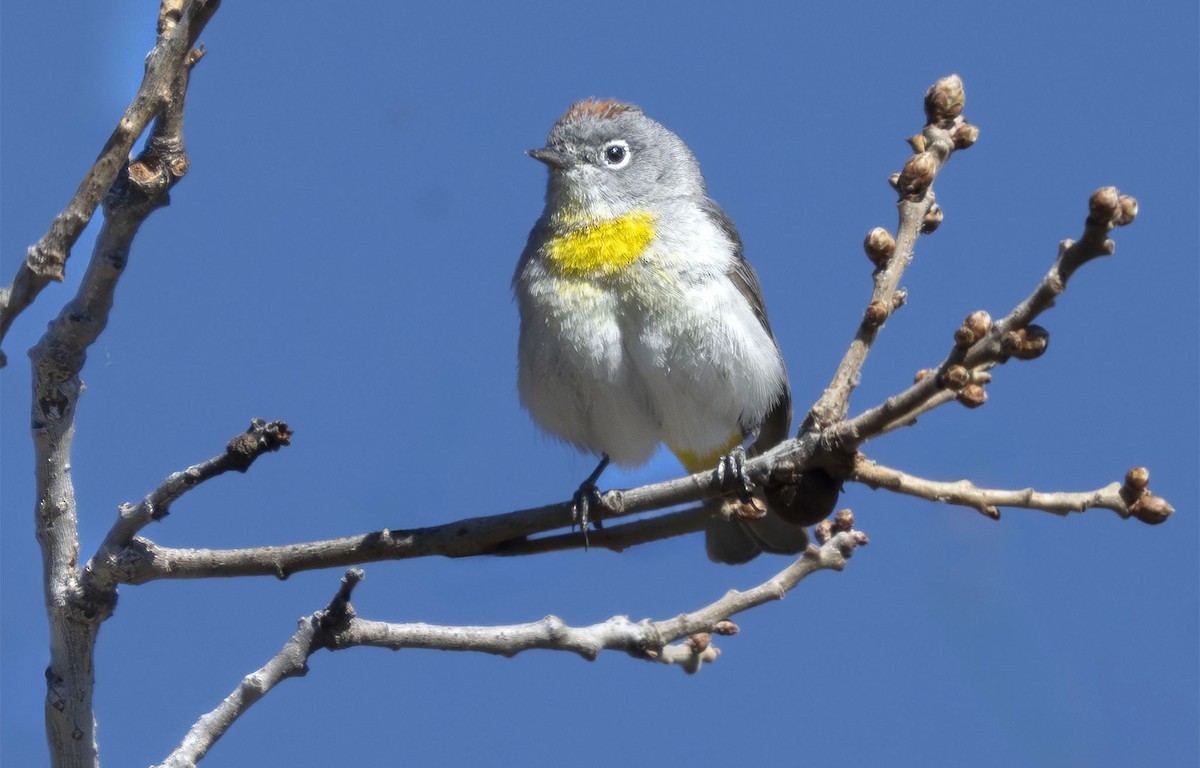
[513,98,809,563]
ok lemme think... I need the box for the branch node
[225,419,293,472]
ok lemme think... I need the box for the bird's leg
[715,445,754,500]
[572,454,610,548]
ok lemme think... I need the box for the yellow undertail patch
[670,432,743,475]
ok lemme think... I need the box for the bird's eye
[602,140,631,168]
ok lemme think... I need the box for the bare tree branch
[155,569,363,768]
[829,187,1140,452]
[850,455,1173,523]
[158,531,868,765]
[106,430,832,584]
[25,5,218,764]
[11,48,1173,766]
[494,506,709,556]
[340,530,867,664]
[806,75,977,432]
[0,0,219,365]
[82,419,292,605]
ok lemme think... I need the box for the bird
[513,98,811,563]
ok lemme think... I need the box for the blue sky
[2,2,1197,766]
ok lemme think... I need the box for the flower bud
[914,368,935,383]
[965,310,992,337]
[687,633,712,652]
[956,383,987,408]
[1116,195,1139,226]
[1129,493,1173,525]
[951,122,980,149]
[941,365,970,390]
[1001,325,1050,360]
[713,620,739,636]
[814,519,834,544]
[864,300,890,328]
[1088,187,1120,224]
[921,204,944,234]
[897,152,937,197]
[1124,466,1149,492]
[955,310,992,347]
[924,75,965,126]
[863,227,896,266]
[888,172,901,190]
[833,508,855,531]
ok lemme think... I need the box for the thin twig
[830,188,1139,450]
[156,569,362,768]
[159,531,868,763]
[0,0,219,364]
[81,419,292,609]
[339,531,866,668]
[806,75,975,432]
[850,454,1172,523]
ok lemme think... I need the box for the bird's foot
[571,455,610,549]
[715,445,754,500]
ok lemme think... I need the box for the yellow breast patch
[544,211,656,277]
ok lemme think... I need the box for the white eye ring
[601,140,631,168]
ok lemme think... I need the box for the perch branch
[494,506,710,555]
[111,434,826,583]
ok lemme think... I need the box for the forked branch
[158,529,868,766]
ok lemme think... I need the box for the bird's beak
[527,147,574,170]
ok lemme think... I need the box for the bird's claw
[716,445,753,499]
[571,482,604,543]
[571,455,610,550]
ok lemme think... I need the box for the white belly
[516,257,786,468]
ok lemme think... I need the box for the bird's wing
[700,197,793,455]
